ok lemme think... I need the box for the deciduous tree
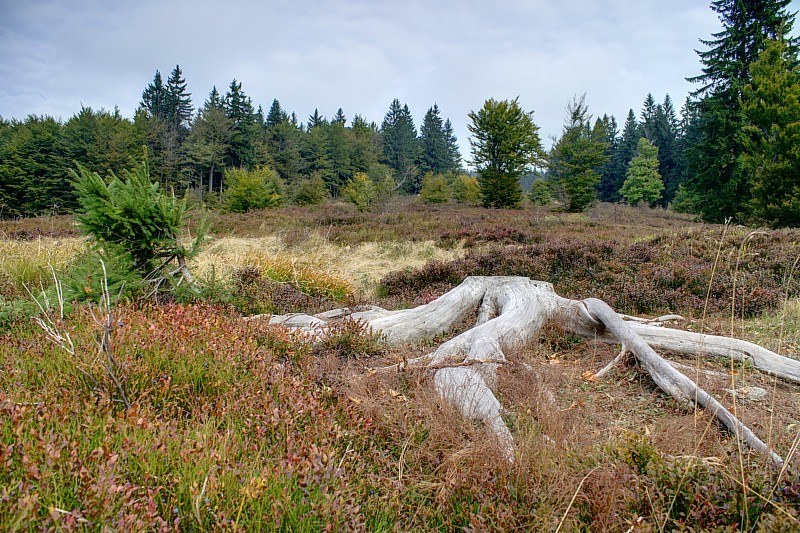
[468,97,544,208]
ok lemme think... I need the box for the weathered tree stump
[260,276,800,464]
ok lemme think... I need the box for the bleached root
[257,276,800,464]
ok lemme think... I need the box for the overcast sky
[2,0,799,159]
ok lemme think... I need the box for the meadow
[1,199,799,531]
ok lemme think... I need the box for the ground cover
[0,200,798,530]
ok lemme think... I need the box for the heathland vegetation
[1,0,800,529]
[2,199,800,529]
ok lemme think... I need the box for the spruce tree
[139,70,168,120]
[265,99,287,129]
[598,109,639,202]
[382,99,421,193]
[419,104,449,175]
[332,108,347,126]
[741,38,800,226]
[223,79,260,170]
[685,0,796,222]
[165,65,193,134]
[621,138,664,206]
[307,109,326,130]
[547,95,609,212]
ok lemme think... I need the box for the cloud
[1,0,796,161]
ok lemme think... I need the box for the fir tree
[419,104,449,175]
[621,138,664,206]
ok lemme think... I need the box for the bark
[256,276,800,464]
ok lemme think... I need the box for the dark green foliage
[164,65,193,134]
[222,167,284,213]
[419,104,460,176]
[268,118,304,185]
[307,108,326,130]
[139,70,169,120]
[71,159,201,277]
[184,99,234,194]
[685,0,797,223]
[291,173,329,206]
[0,115,74,216]
[689,0,797,97]
[266,99,288,129]
[548,95,609,212]
[527,179,552,206]
[598,109,640,203]
[590,114,618,202]
[382,99,421,194]
[468,98,544,209]
[741,38,800,227]
[332,108,347,126]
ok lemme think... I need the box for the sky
[1,0,799,161]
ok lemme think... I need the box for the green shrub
[222,166,284,213]
[420,172,450,204]
[451,175,481,205]
[343,172,377,212]
[527,179,552,206]
[291,173,329,206]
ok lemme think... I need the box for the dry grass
[0,237,85,299]
[193,232,465,297]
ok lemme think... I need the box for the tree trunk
[257,276,800,464]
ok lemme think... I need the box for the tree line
[1,0,799,226]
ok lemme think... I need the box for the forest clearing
[1,199,799,530]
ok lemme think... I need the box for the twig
[555,466,601,533]
[593,343,628,379]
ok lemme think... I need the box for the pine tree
[547,95,609,212]
[382,99,420,193]
[621,138,664,206]
[468,97,544,209]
